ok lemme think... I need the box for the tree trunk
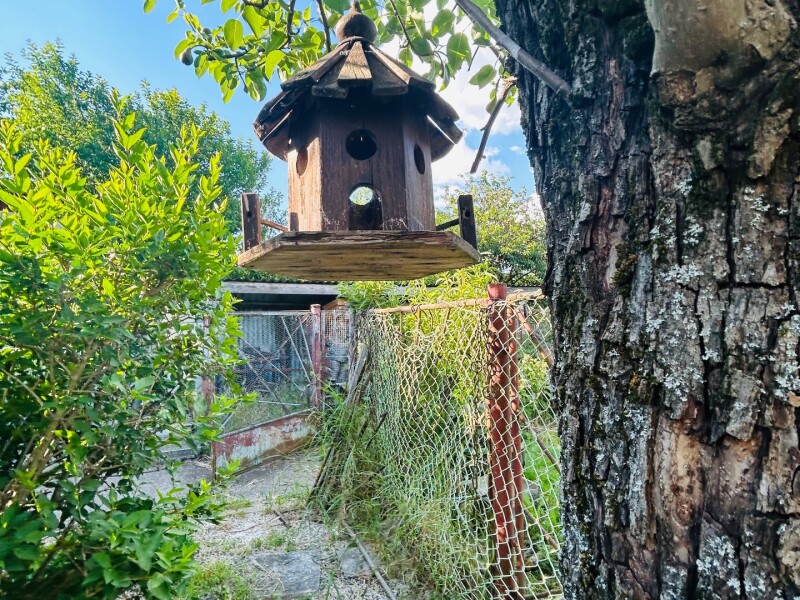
[492,0,800,596]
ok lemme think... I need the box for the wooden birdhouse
[238,2,480,281]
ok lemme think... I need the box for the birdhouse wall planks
[238,2,480,281]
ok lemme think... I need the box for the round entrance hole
[413,144,426,174]
[295,147,308,176]
[350,185,378,206]
[346,129,377,161]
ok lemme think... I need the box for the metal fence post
[487,282,525,597]
[310,304,324,410]
[201,315,219,482]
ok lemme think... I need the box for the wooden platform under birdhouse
[237,230,481,281]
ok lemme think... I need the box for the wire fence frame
[222,310,317,433]
[322,285,560,599]
[210,307,352,474]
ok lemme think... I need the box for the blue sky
[0,1,535,203]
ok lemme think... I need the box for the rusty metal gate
[212,307,349,473]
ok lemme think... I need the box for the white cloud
[438,50,522,136]
[431,137,510,206]
[510,145,526,155]
[380,24,521,137]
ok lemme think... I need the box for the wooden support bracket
[434,194,478,251]
[458,194,478,250]
[241,193,262,251]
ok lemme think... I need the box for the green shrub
[0,100,241,599]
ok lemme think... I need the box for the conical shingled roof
[254,4,462,161]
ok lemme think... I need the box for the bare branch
[453,0,572,100]
[487,42,503,62]
[286,0,297,48]
[234,56,248,90]
[471,77,517,173]
[316,0,332,52]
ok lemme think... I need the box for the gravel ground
[140,450,414,599]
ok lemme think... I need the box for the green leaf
[174,37,193,59]
[12,545,40,562]
[431,10,454,37]
[13,154,32,175]
[221,0,237,12]
[223,19,244,49]
[263,49,284,79]
[398,46,413,66]
[222,84,236,103]
[245,71,267,100]
[242,5,266,35]
[143,0,157,13]
[323,0,350,12]
[102,278,116,296]
[446,32,470,70]
[472,26,491,46]
[134,376,154,392]
[469,64,496,88]
[410,37,432,57]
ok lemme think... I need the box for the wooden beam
[241,193,262,251]
[222,281,340,296]
[260,218,289,233]
[436,217,460,231]
[237,230,481,281]
[458,194,478,250]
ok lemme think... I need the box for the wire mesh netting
[221,309,352,434]
[314,294,560,599]
[223,311,311,433]
[323,308,351,391]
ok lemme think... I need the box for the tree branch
[316,0,332,52]
[387,0,435,58]
[453,0,572,100]
[471,77,517,173]
[286,0,297,48]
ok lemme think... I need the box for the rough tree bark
[492,0,800,597]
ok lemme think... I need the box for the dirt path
[142,450,411,599]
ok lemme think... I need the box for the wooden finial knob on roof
[335,1,378,43]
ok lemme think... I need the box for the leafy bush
[0,101,240,599]
[440,172,547,287]
[0,42,280,234]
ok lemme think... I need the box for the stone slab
[252,550,322,599]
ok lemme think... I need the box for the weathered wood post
[310,304,324,410]
[487,282,525,597]
[457,194,478,250]
[240,193,262,251]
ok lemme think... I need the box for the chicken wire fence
[220,309,350,434]
[312,288,561,599]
